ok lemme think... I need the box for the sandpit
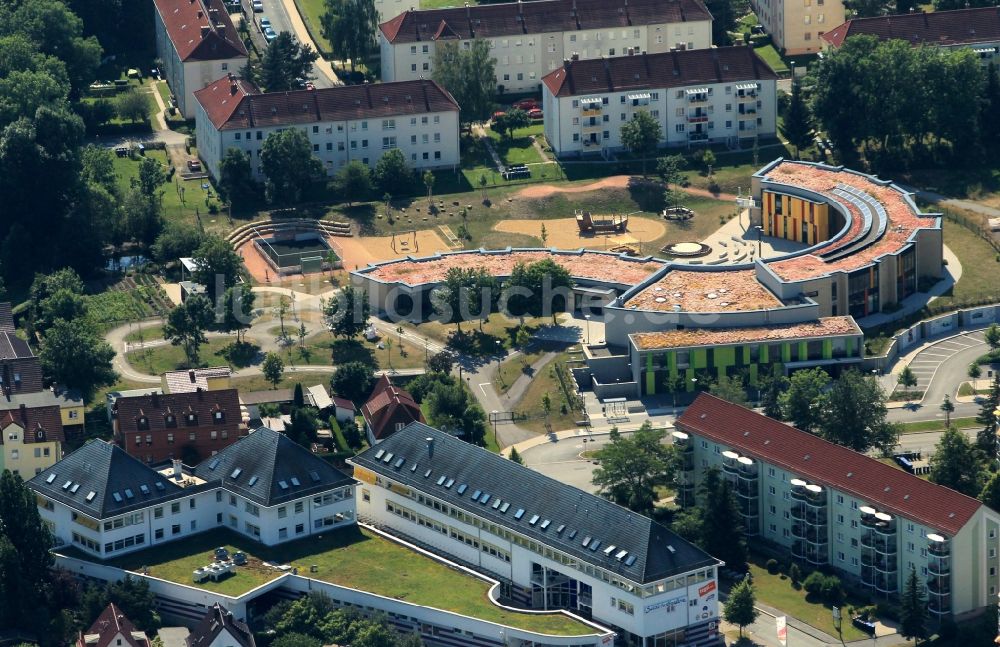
[334,230,452,270]
[493,215,667,250]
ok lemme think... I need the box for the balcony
[687,132,708,141]
[861,532,897,554]
[687,94,709,105]
[792,540,828,565]
[790,483,826,506]
[927,533,950,556]
[687,114,709,123]
[928,596,951,615]
[581,107,602,117]
[790,505,826,525]
[581,121,603,132]
[737,92,758,100]
[873,575,898,594]
[927,557,950,576]
[927,576,950,596]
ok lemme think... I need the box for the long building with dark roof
[541,47,778,156]
[675,393,1000,620]
[379,0,713,94]
[28,426,355,558]
[350,422,723,647]
[194,76,460,181]
[153,0,248,118]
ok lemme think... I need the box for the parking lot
[892,328,987,395]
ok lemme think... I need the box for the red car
[527,108,543,119]
[492,110,506,121]
[513,98,539,111]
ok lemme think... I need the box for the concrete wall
[865,304,1000,370]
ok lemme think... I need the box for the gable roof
[0,302,13,332]
[28,440,186,520]
[186,604,254,647]
[361,377,423,441]
[163,366,232,393]
[351,423,720,583]
[0,330,34,361]
[0,404,64,444]
[113,389,242,434]
[191,426,354,506]
[78,603,150,647]
[821,7,1000,48]
[195,76,460,131]
[153,0,247,62]
[676,394,983,536]
[543,46,778,97]
[380,0,712,44]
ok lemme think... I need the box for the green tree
[217,148,257,212]
[899,566,929,644]
[979,471,1000,513]
[426,350,455,374]
[373,148,413,195]
[151,222,204,263]
[982,63,1000,156]
[320,0,378,73]
[322,284,370,338]
[779,367,830,432]
[709,374,749,407]
[819,369,899,454]
[134,157,166,198]
[929,426,985,496]
[39,319,115,400]
[502,258,573,318]
[699,467,747,568]
[431,266,497,333]
[261,128,324,205]
[105,576,160,631]
[272,634,322,647]
[424,379,488,445]
[897,365,918,392]
[331,361,375,403]
[38,288,87,333]
[79,144,118,194]
[969,361,983,389]
[723,577,759,637]
[221,282,256,343]
[163,294,214,366]
[121,187,163,248]
[619,110,661,176]
[192,234,244,304]
[704,0,738,44]
[760,367,790,419]
[262,351,285,389]
[976,372,1000,453]
[334,160,372,205]
[591,422,676,515]
[782,80,813,159]
[114,88,148,123]
[509,446,524,465]
[0,471,54,636]
[986,323,1000,351]
[432,40,497,123]
[493,108,529,139]
[656,154,686,208]
[423,169,435,207]
[257,31,318,91]
[28,268,84,333]
[940,395,955,428]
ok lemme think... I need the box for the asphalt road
[239,0,337,88]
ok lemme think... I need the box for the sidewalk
[278,0,340,86]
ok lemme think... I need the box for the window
[245,522,261,538]
[382,119,395,130]
[296,523,305,534]
[278,506,287,519]
[295,501,304,513]
[171,502,180,514]
[154,507,163,519]
[382,136,396,149]
[190,520,197,531]
[675,124,685,133]
[768,486,776,495]
[172,524,181,535]
[154,528,163,540]
[167,433,174,444]
[245,502,260,517]
[836,495,844,504]
[189,499,196,509]
[279,527,288,540]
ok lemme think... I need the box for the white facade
[355,472,721,646]
[37,482,355,560]
[544,77,777,157]
[195,104,460,181]
[380,21,712,95]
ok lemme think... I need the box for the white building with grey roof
[28,427,355,559]
[350,423,723,647]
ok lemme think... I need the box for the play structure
[575,210,632,234]
[390,230,419,254]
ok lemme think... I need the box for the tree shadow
[220,341,262,368]
[331,338,378,370]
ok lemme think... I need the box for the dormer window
[186,413,198,426]
[137,416,149,431]
[35,430,44,441]
[165,414,176,428]
[214,411,225,423]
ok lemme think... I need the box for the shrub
[875,601,900,622]
[854,605,877,621]
[819,575,842,604]
[788,563,802,586]
[766,558,779,574]
[802,571,826,596]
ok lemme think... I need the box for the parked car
[214,547,230,561]
[305,82,315,90]
[232,551,248,566]
[187,159,202,171]
[251,0,264,11]
[492,110,505,121]
[513,98,539,111]
[502,164,531,180]
[527,108,543,119]
[260,16,271,30]
[264,27,277,42]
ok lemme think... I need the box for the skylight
[479,494,490,505]
[556,524,565,534]
[112,492,123,503]
[471,489,482,501]
[410,463,418,472]
[456,484,467,494]
[155,482,165,491]
[615,549,629,560]
[540,519,551,530]
[45,473,56,484]
[582,535,592,547]
[62,480,72,490]
[424,469,432,478]
[603,544,616,556]
[625,555,638,567]
[279,480,289,489]
[124,489,134,499]
[248,476,259,487]
[445,478,454,488]
[230,468,242,479]
[568,530,577,540]
[590,540,602,551]
[437,475,447,486]
[528,514,540,525]
[85,491,96,502]
[499,502,510,513]
[293,476,304,486]
[208,458,221,470]
[492,499,502,509]
[70,483,81,494]
[383,452,394,463]
[375,449,386,459]
[139,485,150,495]
[514,508,525,520]
[394,458,405,468]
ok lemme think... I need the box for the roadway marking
[478,382,493,398]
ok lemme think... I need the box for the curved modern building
[352,160,942,398]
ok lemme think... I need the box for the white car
[251,0,264,12]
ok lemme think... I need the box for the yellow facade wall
[0,422,62,479]
[60,404,85,427]
[761,192,830,246]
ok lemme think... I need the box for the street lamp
[755,225,763,257]
[492,410,499,446]
[584,314,591,344]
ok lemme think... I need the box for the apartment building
[752,0,845,55]
[379,0,713,95]
[153,0,248,118]
[541,47,778,157]
[351,423,724,647]
[822,7,1000,63]
[28,426,356,559]
[112,389,245,464]
[194,76,460,181]
[0,404,63,478]
[676,394,1000,619]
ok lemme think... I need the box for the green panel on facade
[846,337,856,356]
[782,343,791,363]
[646,354,653,371]
[715,347,736,368]
[760,344,769,364]
[798,341,808,361]
[742,346,751,364]
[686,367,696,391]
[668,351,677,371]
[749,363,759,386]
[646,371,655,395]
[822,339,833,359]
[692,349,708,369]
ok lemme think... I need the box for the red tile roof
[821,7,1000,49]
[543,47,778,98]
[194,76,459,131]
[153,0,247,62]
[0,404,64,444]
[380,0,712,44]
[113,389,242,434]
[676,394,982,536]
[77,603,150,647]
[361,376,424,441]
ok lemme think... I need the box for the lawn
[958,382,991,397]
[515,350,583,434]
[420,0,476,6]
[487,123,547,167]
[494,346,548,393]
[125,337,258,374]
[415,313,549,355]
[125,325,166,344]
[753,44,789,74]
[748,560,868,642]
[938,218,1000,307]
[898,416,978,433]
[292,0,333,54]
[90,526,596,636]
[231,370,337,393]
[286,332,426,370]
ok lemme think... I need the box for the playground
[492,215,667,253]
[331,229,452,271]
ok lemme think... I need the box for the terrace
[63,526,598,637]
[623,269,783,313]
[629,316,861,350]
